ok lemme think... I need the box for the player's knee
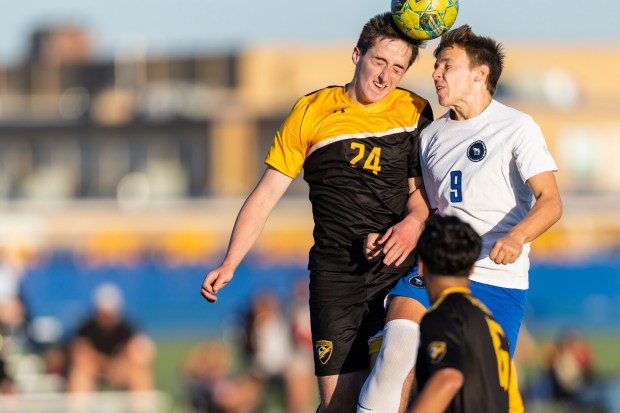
[379,340,403,363]
[387,296,426,323]
[377,319,420,373]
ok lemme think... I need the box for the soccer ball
[391,0,459,41]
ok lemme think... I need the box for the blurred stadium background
[0,2,619,412]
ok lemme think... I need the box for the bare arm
[201,167,293,303]
[376,176,430,266]
[408,368,464,413]
[489,171,562,265]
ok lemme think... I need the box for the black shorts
[309,269,402,376]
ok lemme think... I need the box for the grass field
[152,339,200,408]
[151,332,620,412]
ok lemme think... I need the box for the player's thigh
[309,270,397,376]
[317,371,367,412]
[386,295,427,323]
[470,280,527,357]
[386,267,431,322]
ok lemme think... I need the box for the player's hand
[364,233,384,262]
[489,233,525,265]
[377,217,424,267]
[201,266,234,303]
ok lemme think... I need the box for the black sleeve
[419,309,465,374]
[419,101,434,129]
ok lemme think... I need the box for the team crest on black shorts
[408,274,425,288]
[315,340,333,365]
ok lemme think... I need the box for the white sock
[357,319,420,413]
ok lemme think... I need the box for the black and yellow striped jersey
[415,287,518,412]
[265,85,433,273]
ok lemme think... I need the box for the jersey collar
[429,286,471,310]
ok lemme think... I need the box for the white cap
[93,283,124,312]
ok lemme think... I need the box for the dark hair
[434,25,504,95]
[356,12,424,67]
[416,215,482,277]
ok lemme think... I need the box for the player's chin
[437,95,450,107]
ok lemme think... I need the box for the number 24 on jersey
[350,142,382,175]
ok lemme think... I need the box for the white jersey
[420,99,557,289]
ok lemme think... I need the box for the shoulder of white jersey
[420,111,450,138]
[489,99,537,125]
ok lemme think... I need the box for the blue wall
[19,252,620,341]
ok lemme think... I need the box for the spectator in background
[241,290,293,383]
[233,290,294,411]
[0,261,26,394]
[182,283,317,413]
[182,290,296,413]
[67,283,155,392]
[286,278,319,413]
[541,329,601,408]
[241,285,318,413]
[182,340,252,413]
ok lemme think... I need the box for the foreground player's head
[416,214,481,277]
[433,25,504,97]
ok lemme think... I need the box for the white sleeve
[513,117,558,182]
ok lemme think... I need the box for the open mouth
[373,81,388,90]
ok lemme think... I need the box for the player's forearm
[409,368,463,413]
[219,167,292,270]
[507,191,562,245]
[220,194,278,270]
[404,184,430,226]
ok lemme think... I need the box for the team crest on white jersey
[316,340,333,365]
[428,341,447,363]
[467,140,487,162]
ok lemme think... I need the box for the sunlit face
[348,37,413,106]
[432,46,479,108]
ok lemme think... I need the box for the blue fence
[18,252,620,341]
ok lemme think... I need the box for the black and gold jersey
[265,85,433,273]
[416,287,517,413]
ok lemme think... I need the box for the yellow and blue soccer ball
[391,0,459,41]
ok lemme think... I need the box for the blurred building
[0,25,619,263]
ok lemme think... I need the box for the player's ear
[352,47,361,65]
[474,64,489,83]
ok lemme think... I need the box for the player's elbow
[436,368,464,392]
[550,193,563,225]
[539,191,563,227]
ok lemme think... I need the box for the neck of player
[450,94,492,121]
[426,276,470,303]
